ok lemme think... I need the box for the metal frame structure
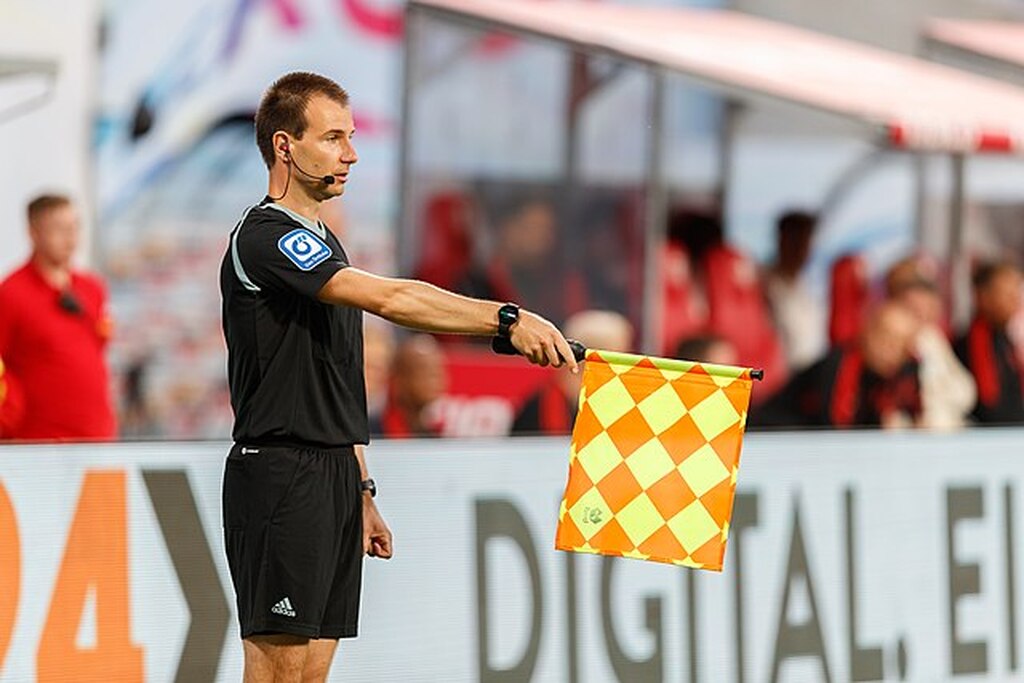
[401,1,1024,349]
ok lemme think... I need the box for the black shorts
[222,443,363,639]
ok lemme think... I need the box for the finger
[543,339,563,368]
[372,538,392,559]
[555,336,579,374]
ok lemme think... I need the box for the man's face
[980,270,1023,328]
[30,204,80,266]
[862,305,918,378]
[504,203,556,265]
[394,340,448,409]
[290,95,358,200]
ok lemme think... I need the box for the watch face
[498,304,519,331]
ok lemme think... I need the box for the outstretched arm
[318,268,579,371]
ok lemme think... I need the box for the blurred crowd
[4,188,1024,441]
[399,187,1024,435]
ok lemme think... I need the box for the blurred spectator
[370,334,447,437]
[754,301,922,429]
[572,195,636,316]
[363,318,396,426]
[662,208,787,399]
[829,253,870,347]
[954,261,1024,424]
[0,194,117,440]
[763,211,826,372]
[511,310,633,435]
[119,355,158,437]
[661,209,712,352]
[674,334,739,366]
[465,198,570,324]
[886,256,975,430]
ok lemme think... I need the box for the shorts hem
[318,624,358,639]
[241,619,321,639]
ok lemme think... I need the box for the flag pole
[490,337,764,381]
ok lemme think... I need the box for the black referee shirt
[220,197,368,447]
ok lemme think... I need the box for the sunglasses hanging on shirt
[59,289,83,316]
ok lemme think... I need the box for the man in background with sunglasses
[0,194,116,440]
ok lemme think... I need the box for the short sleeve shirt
[220,198,368,446]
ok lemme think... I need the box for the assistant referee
[220,71,579,682]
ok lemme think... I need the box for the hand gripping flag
[555,349,756,571]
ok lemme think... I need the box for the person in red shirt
[0,194,116,440]
[369,334,448,437]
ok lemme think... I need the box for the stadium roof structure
[410,0,1024,154]
[924,19,1024,77]
[0,55,57,125]
[401,0,1024,345]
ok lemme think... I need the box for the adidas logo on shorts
[271,597,296,618]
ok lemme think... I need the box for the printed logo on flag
[278,228,332,271]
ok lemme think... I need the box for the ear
[273,131,290,161]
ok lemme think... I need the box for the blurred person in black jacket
[754,301,922,429]
[954,261,1024,424]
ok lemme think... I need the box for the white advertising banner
[0,430,1022,682]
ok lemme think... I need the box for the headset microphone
[283,145,336,185]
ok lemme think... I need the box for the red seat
[702,245,788,400]
[660,242,707,355]
[413,192,474,290]
[829,254,869,347]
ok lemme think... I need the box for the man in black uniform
[954,261,1024,424]
[220,72,578,682]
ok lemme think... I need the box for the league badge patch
[278,228,333,271]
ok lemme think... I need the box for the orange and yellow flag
[555,349,755,571]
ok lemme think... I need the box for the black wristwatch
[497,303,520,338]
[360,478,377,498]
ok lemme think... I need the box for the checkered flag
[555,349,756,571]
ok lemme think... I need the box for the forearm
[317,268,576,371]
[375,279,502,335]
[319,269,503,336]
[355,444,369,480]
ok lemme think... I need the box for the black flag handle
[490,336,764,381]
[491,336,587,363]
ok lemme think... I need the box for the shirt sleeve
[0,288,25,436]
[0,284,14,358]
[235,215,348,299]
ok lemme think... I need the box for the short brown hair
[254,72,350,170]
[27,194,71,225]
[973,260,1020,290]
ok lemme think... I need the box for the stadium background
[5,0,1024,680]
